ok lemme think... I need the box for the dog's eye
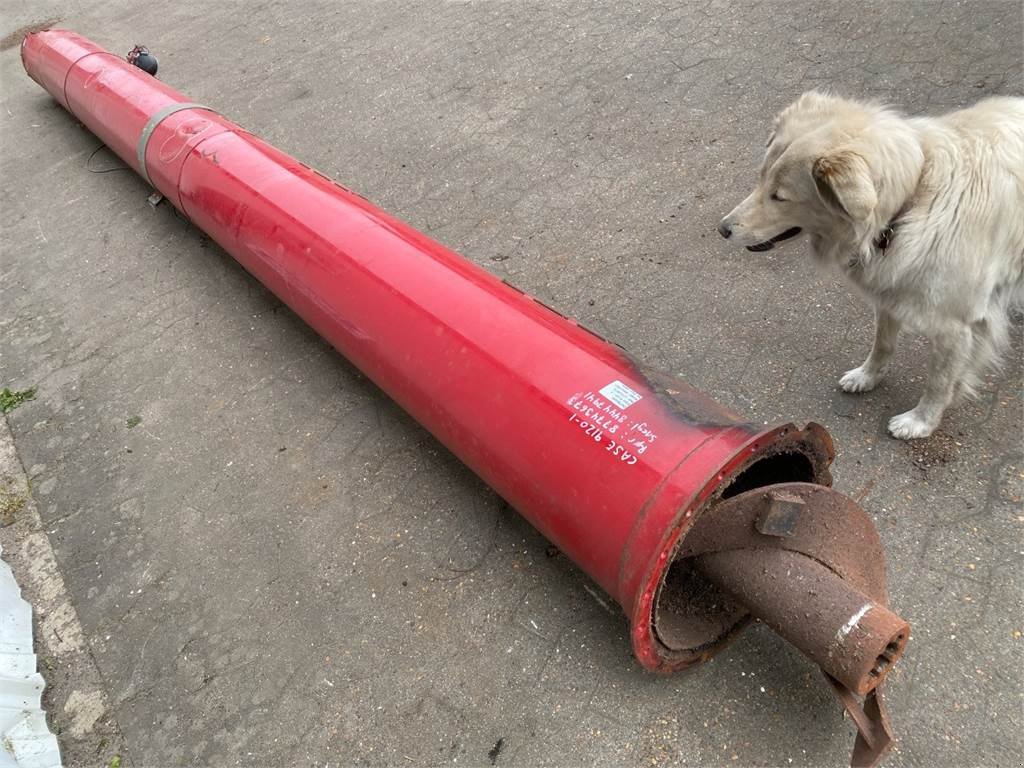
[770,192,787,202]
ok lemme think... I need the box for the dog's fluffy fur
[719,91,1024,439]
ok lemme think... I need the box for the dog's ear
[812,150,877,221]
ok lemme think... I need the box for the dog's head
[718,91,921,255]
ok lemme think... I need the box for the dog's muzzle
[746,226,803,252]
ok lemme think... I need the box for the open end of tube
[652,559,749,654]
[653,451,816,656]
[868,633,907,687]
[721,453,816,499]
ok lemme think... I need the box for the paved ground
[1,1,1022,766]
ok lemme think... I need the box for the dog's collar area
[873,203,911,254]
[873,222,897,252]
[848,217,902,270]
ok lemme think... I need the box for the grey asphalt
[1,2,1022,767]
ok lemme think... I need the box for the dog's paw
[840,365,881,393]
[887,410,936,440]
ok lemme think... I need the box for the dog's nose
[717,221,732,239]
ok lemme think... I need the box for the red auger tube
[22,30,908,767]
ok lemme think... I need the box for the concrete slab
[1,1,1021,766]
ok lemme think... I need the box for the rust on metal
[827,674,895,768]
[695,548,907,694]
[660,481,909,768]
[756,488,805,537]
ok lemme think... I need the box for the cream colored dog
[719,91,1024,439]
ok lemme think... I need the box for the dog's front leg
[840,308,901,393]
[888,323,971,439]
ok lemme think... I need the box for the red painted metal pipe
[22,28,833,671]
[21,33,906,761]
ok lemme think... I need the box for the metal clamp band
[136,102,217,186]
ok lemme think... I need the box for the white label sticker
[598,380,642,410]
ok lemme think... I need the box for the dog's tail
[1008,271,1024,315]
[958,279,1023,399]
